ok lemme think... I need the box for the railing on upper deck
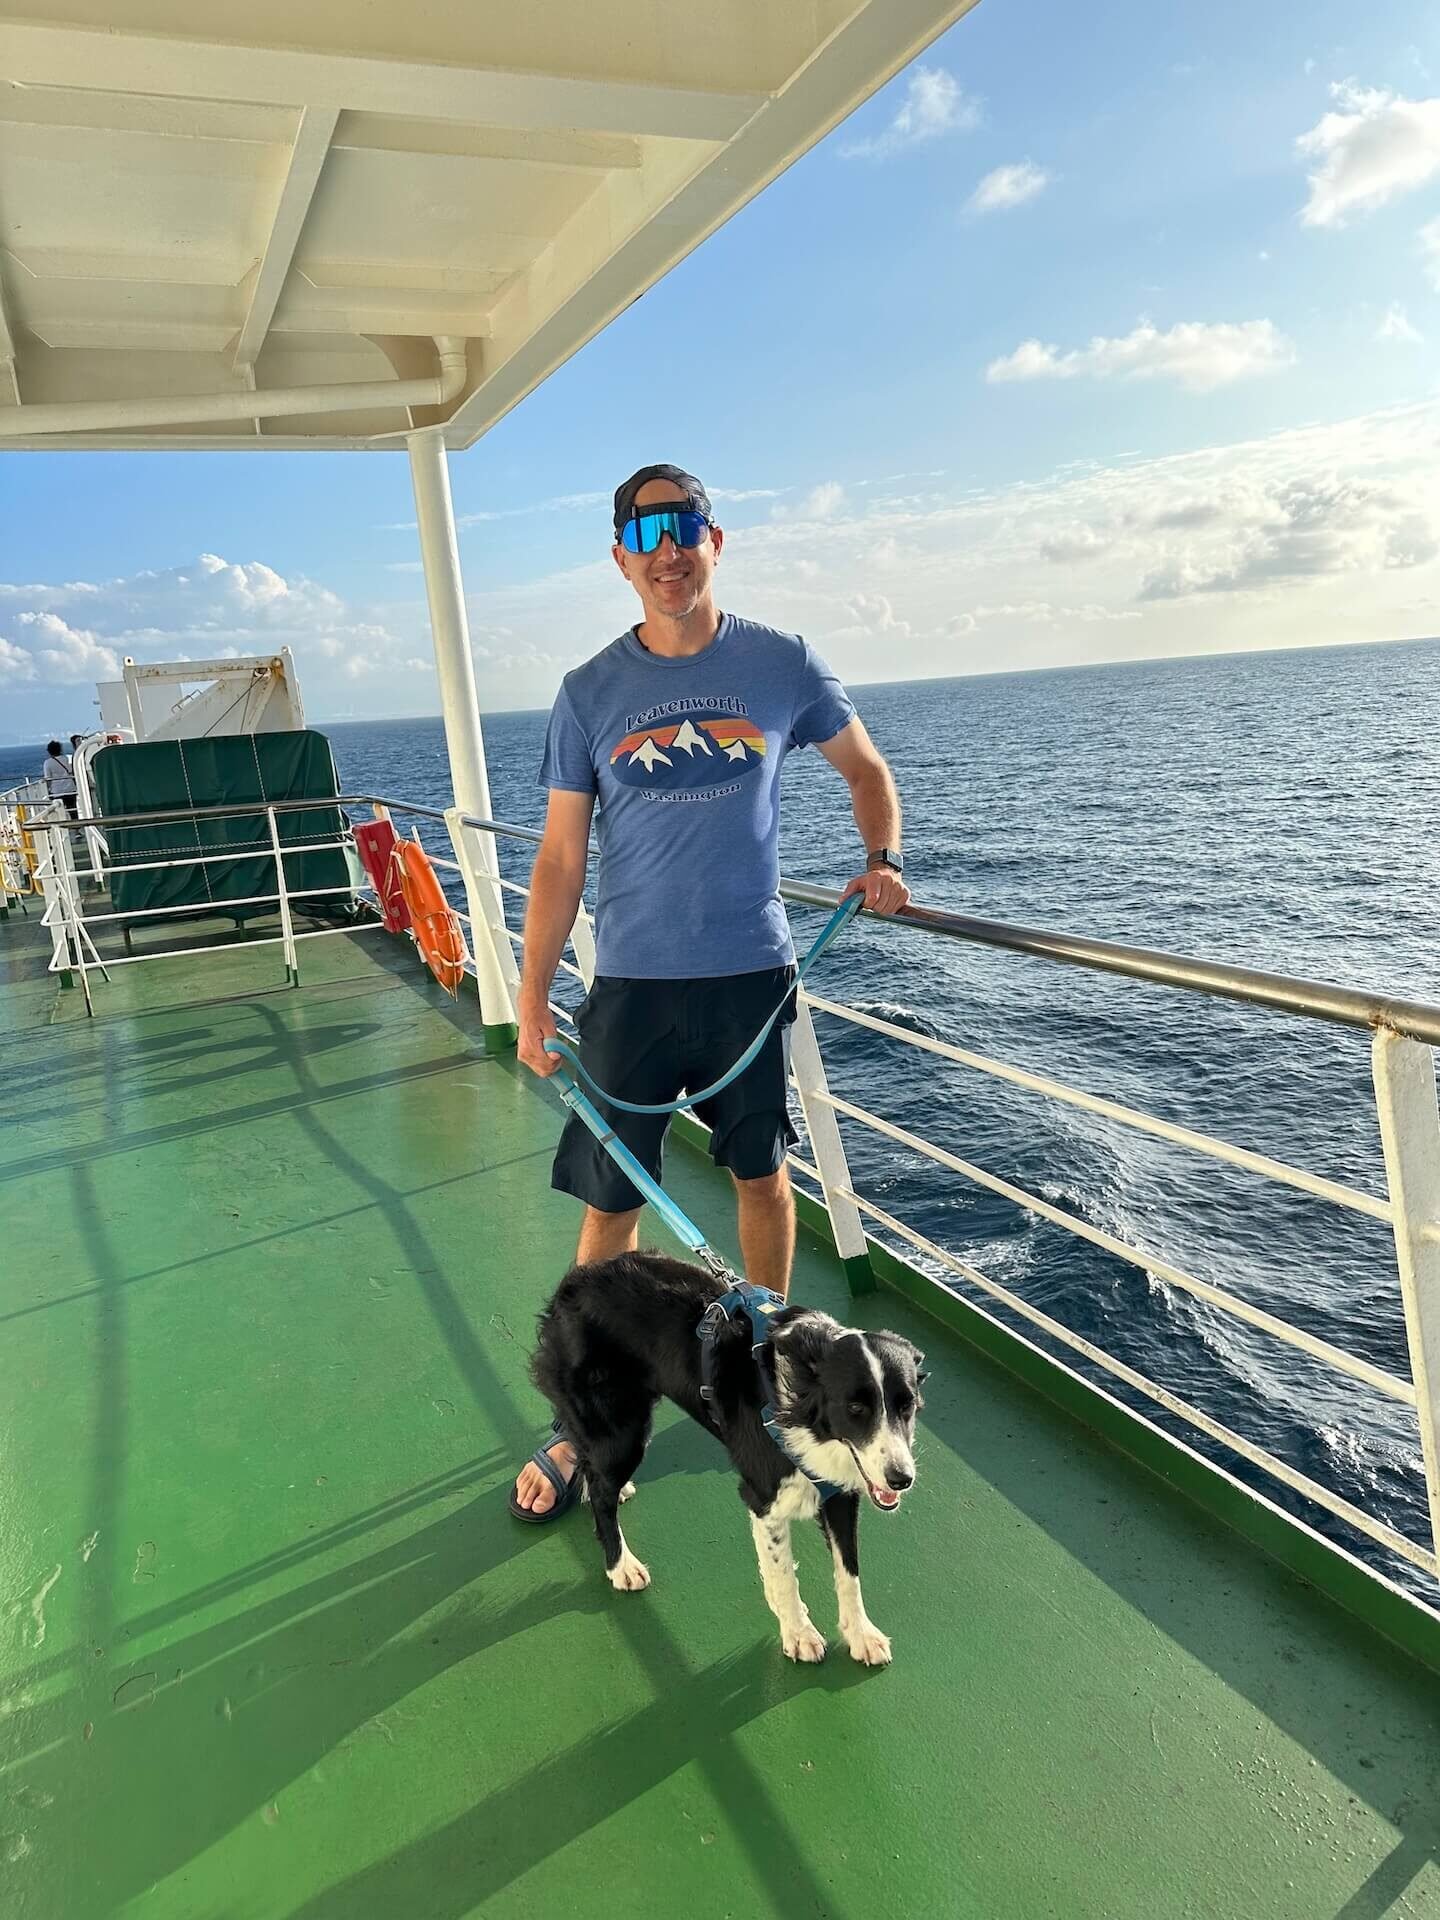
[9,787,1440,1598]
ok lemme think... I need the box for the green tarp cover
[93,730,350,921]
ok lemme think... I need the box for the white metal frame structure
[0,3,978,451]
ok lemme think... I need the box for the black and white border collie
[531,1250,924,1666]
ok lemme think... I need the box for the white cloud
[0,635,37,683]
[1297,82,1440,226]
[0,554,419,706]
[702,400,1440,682]
[967,161,1050,214]
[1039,525,1114,564]
[15,612,121,683]
[1377,302,1424,344]
[986,319,1296,392]
[1137,475,1438,599]
[11,410,1440,725]
[458,489,608,529]
[968,600,1139,624]
[841,67,981,160]
[1421,217,1440,288]
[774,481,846,522]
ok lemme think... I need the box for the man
[511,464,909,1518]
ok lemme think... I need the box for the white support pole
[266,805,299,987]
[408,425,517,1047]
[1373,1026,1440,1570]
[44,820,96,1009]
[789,992,873,1295]
[40,823,70,976]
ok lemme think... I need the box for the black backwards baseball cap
[612,463,713,539]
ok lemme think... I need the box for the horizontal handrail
[37,835,349,883]
[802,989,1394,1226]
[811,1086,1416,1407]
[33,790,1440,1044]
[38,884,358,929]
[780,880,1440,1049]
[48,920,385,973]
[448,806,1440,1048]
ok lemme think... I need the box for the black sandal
[508,1428,583,1524]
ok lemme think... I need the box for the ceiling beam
[5,245,251,288]
[234,105,338,371]
[0,24,763,142]
[0,82,292,146]
[332,114,645,173]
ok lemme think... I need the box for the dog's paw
[618,1480,636,1504]
[781,1619,828,1664]
[606,1549,651,1593]
[845,1622,892,1668]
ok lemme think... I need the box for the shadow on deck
[2,912,1438,1919]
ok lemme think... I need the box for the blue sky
[2,0,1438,735]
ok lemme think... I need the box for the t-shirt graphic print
[608,708,766,794]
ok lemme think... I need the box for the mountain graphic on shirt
[609,708,767,794]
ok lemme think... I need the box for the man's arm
[517,787,596,1076]
[816,717,910,915]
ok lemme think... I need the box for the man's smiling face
[613,475,724,622]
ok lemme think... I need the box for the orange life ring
[390,836,470,997]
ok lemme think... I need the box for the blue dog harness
[695,1280,845,1504]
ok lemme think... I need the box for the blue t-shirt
[539,613,855,978]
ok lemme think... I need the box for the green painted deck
[3,904,1439,1920]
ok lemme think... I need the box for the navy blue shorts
[550,968,799,1214]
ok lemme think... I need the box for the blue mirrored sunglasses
[619,506,710,555]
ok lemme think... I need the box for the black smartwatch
[867,847,903,874]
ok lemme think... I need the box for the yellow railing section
[0,800,41,896]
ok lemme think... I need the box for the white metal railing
[428,803,1440,1589]
[29,796,385,998]
[13,786,1440,1588]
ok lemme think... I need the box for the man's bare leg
[512,1204,640,1514]
[733,1165,795,1298]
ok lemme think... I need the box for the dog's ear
[873,1331,927,1384]
[765,1317,830,1413]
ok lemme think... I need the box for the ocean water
[7,640,1439,1590]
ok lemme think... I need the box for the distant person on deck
[42,740,78,817]
[510,462,910,1518]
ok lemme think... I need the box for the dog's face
[771,1316,925,1512]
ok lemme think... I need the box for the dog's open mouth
[847,1444,905,1511]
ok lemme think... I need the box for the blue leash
[540,894,862,1505]
[541,893,861,1274]
[543,893,862,1117]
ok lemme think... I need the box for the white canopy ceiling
[0,1,976,450]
